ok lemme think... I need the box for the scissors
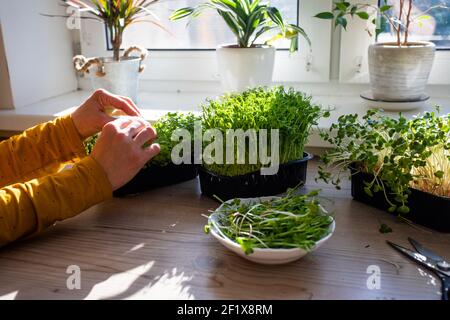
[387,238,450,301]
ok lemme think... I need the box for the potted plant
[60,0,167,103]
[315,0,448,105]
[170,0,310,92]
[85,112,200,196]
[318,108,450,232]
[199,86,330,201]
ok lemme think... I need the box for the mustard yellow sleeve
[0,115,86,188]
[0,156,112,247]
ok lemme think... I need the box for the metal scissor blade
[408,237,444,263]
[386,240,434,269]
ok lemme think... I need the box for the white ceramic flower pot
[368,41,436,102]
[216,45,276,92]
[89,57,141,103]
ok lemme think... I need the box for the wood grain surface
[0,160,449,300]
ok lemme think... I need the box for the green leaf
[364,187,373,197]
[314,12,335,20]
[434,170,444,179]
[380,5,392,12]
[170,7,194,20]
[398,206,410,214]
[379,223,393,234]
[335,16,348,29]
[356,11,369,20]
[336,2,349,12]
[375,28,383,37]
[266,7,285,31]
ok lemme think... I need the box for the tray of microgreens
[318,108,450,232]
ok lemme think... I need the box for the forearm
[0,115,86,188]
[0,157,112,247]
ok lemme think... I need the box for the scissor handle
[441,276,449,301]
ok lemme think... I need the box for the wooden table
[0,161,449,300]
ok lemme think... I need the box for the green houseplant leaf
[170,0,310,52]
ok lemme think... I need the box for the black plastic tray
[198,153,313,201]
[114,163,198,197]
[350,167,450,233]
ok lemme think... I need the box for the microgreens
[318,107,450,214]
[84,112,200,167]
[201,86,330,177]
[205,188,334,255]
[151,112,200,167]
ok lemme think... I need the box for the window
[377,0,450,49]
[118,0,299,50]
[79,1,334,85]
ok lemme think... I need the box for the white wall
[0,22,13,110]
[0,0,77,108]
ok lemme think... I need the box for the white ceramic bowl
[208,197,335,265]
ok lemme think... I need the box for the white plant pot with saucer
[73,46,148,103]
[362,41,436,110]
[216,44,276,92]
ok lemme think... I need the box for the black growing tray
[114,163,198,197]
[350,167,450,233]
[199,153,313,201]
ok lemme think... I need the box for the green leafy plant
[151,112,200,167]
[201,86,330,176]
[318,108,450,214]
[205,188,333,254]
[57,0,167,60]
[170,0,310,52]
[315,0,448,46]
[84,112,200,167]
[379,223,393,234]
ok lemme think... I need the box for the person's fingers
[96,89,140,117]
[111,116,134,129]
[121,120,147,138]
[134,125,157,145]
[119,95,142,117]
[143,143,161,161]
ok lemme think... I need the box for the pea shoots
[205,189,334,255]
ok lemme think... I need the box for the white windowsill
[1,84,449,148]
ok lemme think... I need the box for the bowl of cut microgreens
[205,188,335,265]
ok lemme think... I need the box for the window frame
[79,0,334,84]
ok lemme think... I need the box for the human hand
[72,89,142,139]
[90,117,160,191]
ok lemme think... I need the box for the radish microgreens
[318,108,450,214]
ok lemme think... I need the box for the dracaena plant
[318,108,450,214]
[170,0,310,52]
[315,0,449,46]
[59,0,167,61]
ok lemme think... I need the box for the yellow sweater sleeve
[0,115,86,188]
[0,156,112,247]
